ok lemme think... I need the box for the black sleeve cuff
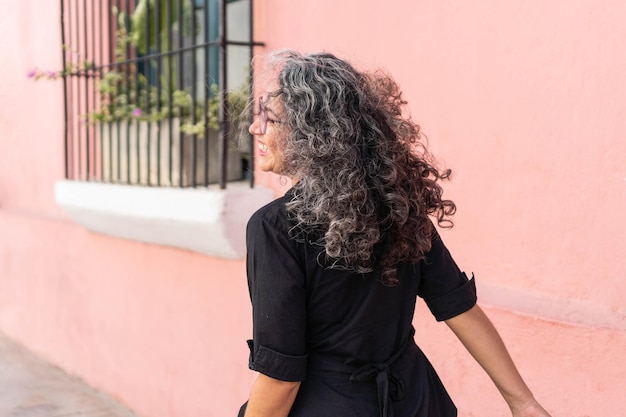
[247,339,308,382]
[424,274,477,321]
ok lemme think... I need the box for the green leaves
[130,0,194,54]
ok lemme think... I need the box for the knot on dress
[348,328,414,417]
[350,362,406,417]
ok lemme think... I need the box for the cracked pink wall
[1,1,625,417]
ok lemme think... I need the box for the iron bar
[84,0,91,180]
[63,39,264,75]
[133,2,141,184]
[155,0,162,186]
[115,0,121,182]
[91,0,97,180]
[190,0,198,187]
[248,0,255,188]
[125,0,131,183]
[108,0,114,183]
[177,0,184,187]
[203,0,209,187]
[74,0,82,179]
[218,0,228,189]
[144,0,151,185]
[167,0,173,185]
[61,0,70,179]
[99,0,105,182]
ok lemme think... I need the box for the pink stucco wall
[257,0,626,313]
[254,1,626,416]
[1,2,625,417]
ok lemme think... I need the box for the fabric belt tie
[311,328,414,417]
[349,361,406,417]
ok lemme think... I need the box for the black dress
[240,190,477,417]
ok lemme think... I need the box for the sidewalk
[0,331,139,417]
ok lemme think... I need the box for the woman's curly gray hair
[264,50,456,285]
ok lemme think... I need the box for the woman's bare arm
[445,305,552,417]
[244,373,301,417]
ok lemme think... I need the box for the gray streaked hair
[264,50,455,285]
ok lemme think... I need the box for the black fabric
[246,339,308,382]
[243,189,477,416]
[309,328,416,417]
[423,275,476,322]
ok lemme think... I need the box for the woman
[240,50,552,417]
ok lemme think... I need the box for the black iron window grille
[60,0,260,189]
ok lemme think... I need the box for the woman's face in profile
[249,76,287,175]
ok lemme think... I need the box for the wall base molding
[479,281,625,332]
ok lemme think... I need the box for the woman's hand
[511,398,552,417]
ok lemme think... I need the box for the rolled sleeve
[245,201,308,381]
[418,227,478,321]
[423,274,476,321]
[247,339,308,382]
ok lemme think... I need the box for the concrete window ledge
[54,180,275,259]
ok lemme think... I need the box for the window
[60,0,258,189]
[55,0,271,258]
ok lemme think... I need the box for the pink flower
[46,70,59,79]
[132,107,142,117]
[27,68,38,78]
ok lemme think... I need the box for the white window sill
[54,180,274,258]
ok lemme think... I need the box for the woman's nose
[249,117,261,135]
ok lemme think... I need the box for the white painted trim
[478,281,626,332]
[54,180,274,259]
